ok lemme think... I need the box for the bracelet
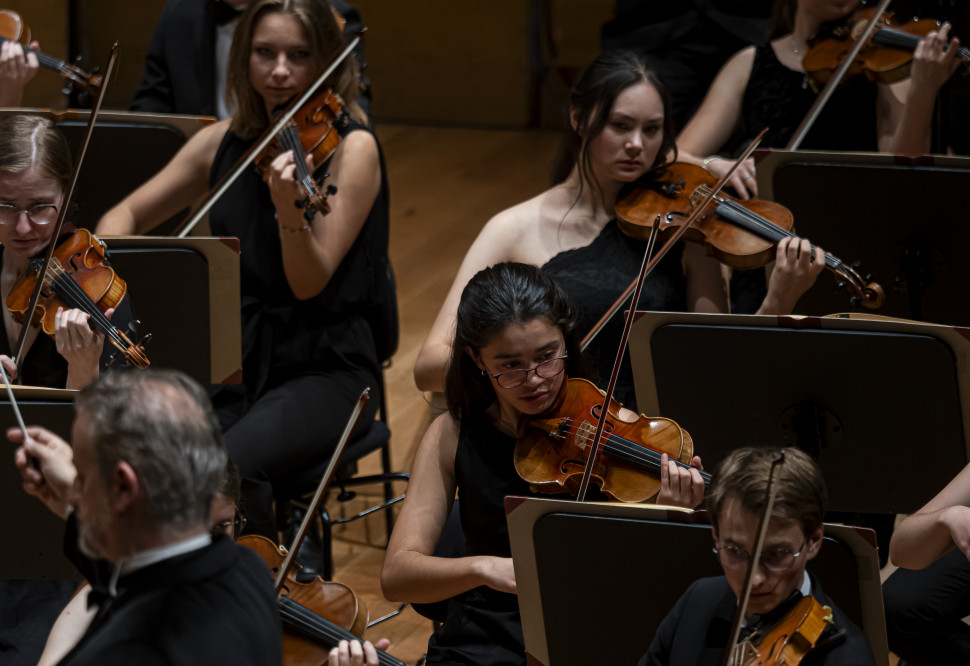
[279,222,310,234]
[703,155,720,166]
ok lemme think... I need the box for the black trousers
[216,369,379,539]
[883,549,970,664]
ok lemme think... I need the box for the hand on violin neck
[0,39,40,107]
[56,306,111,390]
[756,237,825,316]
[909,23,961,95]
[265,149,316,231]
[9,425,76,520]
[657,453,705,509]
[327,638,391,666]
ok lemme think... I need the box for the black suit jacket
[57,531,282,666]
[130,0,370,116]
[640,576,876,666]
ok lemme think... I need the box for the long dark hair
[551,50,677,199]
[445,263,589,421]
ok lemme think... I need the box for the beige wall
[14,0,611,126]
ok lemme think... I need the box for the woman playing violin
[383,262,704,666]
[0,115,134,390]
[97,0,387,542]
[678,0,963,201]
[414,50,824,406]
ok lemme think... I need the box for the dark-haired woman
[384,262,704,665]
[678,0,962,201]
[414,50,824,406]
[96,0,387,539]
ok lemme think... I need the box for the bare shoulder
[479,188,561,260]
[721,45,757,83]
[338,127,379,160]
[183,118,233,169]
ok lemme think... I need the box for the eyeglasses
[484,354,568,389]
[0,203,59,226]
[713,539,806,573]
[211,513,247,537]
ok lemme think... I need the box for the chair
[276,260,408,581]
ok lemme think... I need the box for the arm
[37,584,94,666]
[890,462,970,569]
[413,209,525,392]
[129,4,176,113]
[677,47,758,200]
[755,237,825,315]
[9,425,76,519]
[327,639,391,666]
[96,120,228,235]
[683,242,729,314]
[381,413,516,602]
[879,24,960,155]
[266,130,381,300]
[0,40,39,107]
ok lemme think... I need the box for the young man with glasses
[640,447,876,666]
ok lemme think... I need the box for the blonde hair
[0,115,73,189]
[227,0,365,140]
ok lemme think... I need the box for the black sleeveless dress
[425,412,535,666]
[207,117,387,536]
[542,219,687,410]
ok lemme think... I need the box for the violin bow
[785,0,892,151]
[273,387,369,591]
[173,35,360,238]
[721,452,786,666]
[574,130,768,502]
[12,42,120,369]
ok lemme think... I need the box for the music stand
[628,311,970,515]
[102,237,241,385]
[1,109,215,234]
[507,496,889,666]
[756,149,970,325]
[0,387,79,580]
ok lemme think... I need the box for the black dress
[425,412,535,666]
[208,118,388,537]
[542,220,687,410]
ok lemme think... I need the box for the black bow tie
[214,0,244,27]
[86,582,117,611]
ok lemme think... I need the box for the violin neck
[712,199,841,271]
[278,597,404,666]
[873,27,970,61]
[600,432,712,486]
[0,34,75,81]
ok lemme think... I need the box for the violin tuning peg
[325,184,337,196]
[138,332,153,348]
[849,296,860,307]
[836,281,847,292]
[850,260,862,269]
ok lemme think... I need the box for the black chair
[276,260,408,581]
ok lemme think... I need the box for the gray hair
[75,370,227,531]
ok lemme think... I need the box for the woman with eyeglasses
[382,262,704,666]
[0,114,134,390]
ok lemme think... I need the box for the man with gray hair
[12,370,282,665]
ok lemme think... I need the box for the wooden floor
[325,124,562,664]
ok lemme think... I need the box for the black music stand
[757,150,970,326]
[507,497,889,666]
[628,311,970,516]
[0,388,78,580]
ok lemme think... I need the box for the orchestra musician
[0,36,39,107]
[10,369,282,665]
[96,0,388,549]
[383,262,705,666]
[882,462,970,664]
[677,0,963,201]
[0,115,135,390]
[413,50,824,407]
[640,447,875,665]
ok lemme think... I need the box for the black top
[208,117,388,400]
[741,43,879,151]
[58,514,282,666]
[425,412,536,665]
[0,244,136,388]
[542,220,687,409]
[640,575,876,666]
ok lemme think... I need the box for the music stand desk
[507,496,888,666]
[629,311,970,515]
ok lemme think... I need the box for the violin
[254,87,348,220]
[615,162,885,310]
[731,595,834,666]
[802,8,969,91]
[5,229,149,368]
[0,9,102,93]
[514,377,710,503]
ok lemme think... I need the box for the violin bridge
[575,420,595,451]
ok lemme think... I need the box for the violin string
[45,264,125,346]
[544,422,712,483]
[279,126,314,188]
[278,597,402,666]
